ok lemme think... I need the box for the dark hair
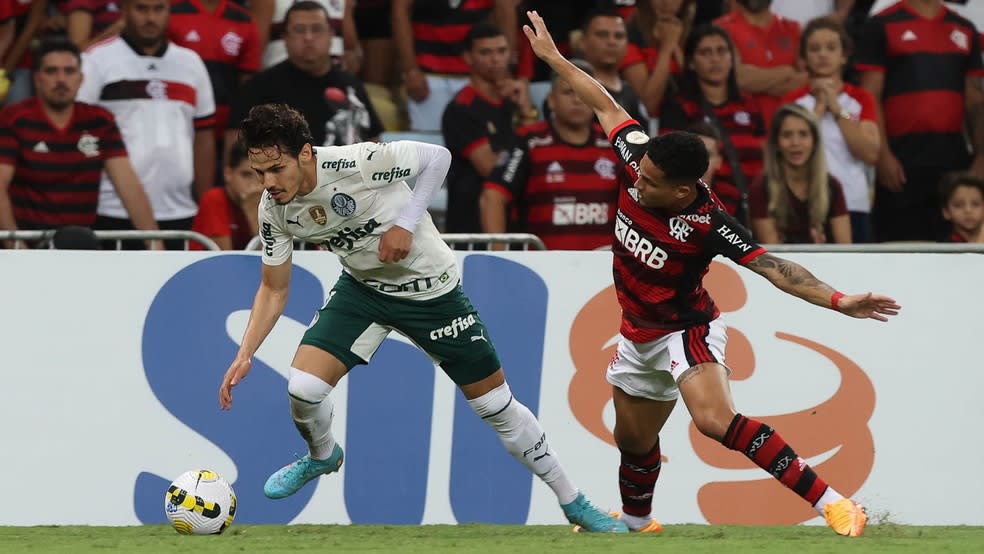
[226,140,249,168]
[581,7,623,33]
[551,58,594,86]
[33,37,81,71]
[800,16,853,59]
[284,0,331,29]
[939,172,984,206]
[683,120,721,142]
[464,22,504,51]
[239,104,314,158]
[647,131,709,184]
[681,24,741,103]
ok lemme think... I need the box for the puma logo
[286,217,303,227]
[470,330,487,342]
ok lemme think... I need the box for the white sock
[287,367,337,460]
[813,486,845,515]
[619,512,652,531]
[467,382,579,505]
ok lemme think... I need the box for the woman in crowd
[658,23,765,222]
[782,17,879,242]
[750,103,852,244]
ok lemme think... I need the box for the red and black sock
[722,414,828,506]
[619,439,662,517]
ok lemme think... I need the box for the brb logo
[568,261,875,524]
[138,254,548,524]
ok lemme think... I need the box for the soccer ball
[164,469,237,535]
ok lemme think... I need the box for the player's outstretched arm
[745,253,901,321]
[219,260,292,409]
[523,10,631,135]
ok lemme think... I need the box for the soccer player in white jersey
[217,103,626,532]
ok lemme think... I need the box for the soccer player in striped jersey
[525,10,901,537]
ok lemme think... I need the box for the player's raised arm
[745,253,901,322]
[523,10,631,135]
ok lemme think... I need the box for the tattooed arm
[745,253,901,321]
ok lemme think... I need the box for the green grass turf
[1,524,981,553]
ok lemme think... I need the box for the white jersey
[78,37,215,220]
[259,141,458,300]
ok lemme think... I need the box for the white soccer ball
[164,469,237,535]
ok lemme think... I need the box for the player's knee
[287,367,332,404]
[613,424,656,456]
[692,410,731,442]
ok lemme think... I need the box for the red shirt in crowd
[190,187,254,250]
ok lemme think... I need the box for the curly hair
[238,103,314,158]
[647,131,709,184]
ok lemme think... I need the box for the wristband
[831,291,844,310]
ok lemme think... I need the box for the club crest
[330,193,357,217]
[309,205,329,225]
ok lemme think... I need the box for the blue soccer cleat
[263,443,344,499]
[562,492,629,533]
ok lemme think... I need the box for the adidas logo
[546,161,564,183]
[185,30,201,42]
[33,141,49,153]
[147,63,157,71]
[902,30,917,41]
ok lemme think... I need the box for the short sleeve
[259,202,293,265]
[76,52,102,104]
[191,53,217,129]
[190,188,231,250]
[855,16,887,72]
[619,42,647,71]
[358,140,422,189]
[98,110,128,160]
[856,87,878,121]
[608,119,649,181]
[483,139,529,202]
[707,208,766,265]
[441,101,490,158]
[828,176,849,217]
[748,174,769,219]
[0,107,19,166]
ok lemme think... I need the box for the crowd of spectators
[1,0,983,250]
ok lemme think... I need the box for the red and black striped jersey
[411,0,492,75]
[608,119,766,342]
[441,84,516,233]
[658,91,766,217]
[857,2,984,169]
[60,0,121,36]
[483,121,620,250]
[0,98,127,228]
[168,0,261,133]
[748,173,849,244]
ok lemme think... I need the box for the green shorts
[300,272,502,385]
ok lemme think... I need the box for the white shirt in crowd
[78,37,215,221]
[770,0,835,26]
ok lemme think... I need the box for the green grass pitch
[1,524,982,553]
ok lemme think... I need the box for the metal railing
[245,233,547,252]
[1,230,221,251]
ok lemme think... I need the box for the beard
[737,0,772,13]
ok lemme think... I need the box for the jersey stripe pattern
[608,119,766,342]
[0,98,126,228]
[411,0,493,75]
[856,2,984,169]
[483,121,620,250]
[59,0,122,36]
[658,92,766,218]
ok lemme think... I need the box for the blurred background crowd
[2,0,983,251]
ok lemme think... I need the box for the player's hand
[219,355,253,410]
[378,225,413,263]
[404,67,429,102]
[876,152,906,192]
[837,292,901,322]
[523,10,562,63]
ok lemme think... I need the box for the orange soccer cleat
[824,498,867,537]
